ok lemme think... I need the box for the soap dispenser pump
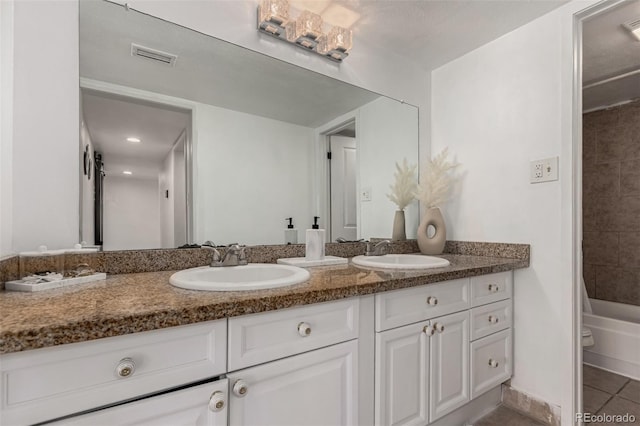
[305,216,325,261]
[284,217,298,245]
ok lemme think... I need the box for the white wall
[195,103,314,245]
[173,140,186,246]
[103,176,161,250]
[10,0,79,253]
[359,97,419,239]
[0,0,15,258]
[431,1,596,422]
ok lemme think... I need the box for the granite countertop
[0,252,528,355]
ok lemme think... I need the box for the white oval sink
[169,264,310,291]
[351,254,450,270]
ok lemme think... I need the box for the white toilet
[582,326,594,347]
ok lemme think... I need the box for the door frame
[79,78,197,245]
[571,0,627,422]
[314,111,360,242]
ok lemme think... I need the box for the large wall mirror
[79,0,419,250]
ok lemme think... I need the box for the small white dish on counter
[169,263,310,291]
[5,273,107,292]
[277,256,348,267]
[351,253,450,270]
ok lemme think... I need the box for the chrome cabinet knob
[298,322,312,337]
[488,315,499,324]
[423,325,435,336]
[233,379,248,397]
[209,391,226,412]
[434,322,445,333]
[115,358,135,378]
[488,284,500,292]
[488,358,499,368]
[426,296,438,306]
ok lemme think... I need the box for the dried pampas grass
[416,148,460,209]
[387,158,418,211]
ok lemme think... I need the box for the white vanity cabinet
[374,272,513,426]
[0,319,228,426]
[226,298,362,426]
[50,379,229,426]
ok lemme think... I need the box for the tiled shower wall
[583,100,640,306]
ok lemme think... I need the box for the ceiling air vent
[623,17,640,41]
[131,43,178,66]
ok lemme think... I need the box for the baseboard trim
[501,384,561,426]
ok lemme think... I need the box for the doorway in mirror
[79,89,192,251]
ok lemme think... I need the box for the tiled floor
[474,366,639,426]
[583,364,640,424]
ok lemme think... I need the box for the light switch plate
[530,157,559,183]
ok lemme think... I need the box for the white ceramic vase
[417,207,446,255]
[391,210,406,241]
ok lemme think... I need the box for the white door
[330,136,357,242]
[375,321,429,426]
[429,311,470,422]
[228,340,358,426]
[51,379,229,426]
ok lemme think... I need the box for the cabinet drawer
[228,298,358,371]
[50,379,229,426]
[0,319,227,426]
[470,329,512,399]
[375,278,469,331]
[470,299,511,341]
[470,272,512,307]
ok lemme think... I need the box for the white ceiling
[82,91,190,178]
[340,0,570,71]
[583,0,640,110]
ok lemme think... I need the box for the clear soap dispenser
[285,217,298,245]
[305,216,325,261]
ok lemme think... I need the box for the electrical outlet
[361,187,372,202]
[530,157,559,183]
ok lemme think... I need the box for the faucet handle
[238,246,248,265]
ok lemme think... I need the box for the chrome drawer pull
[434,322,445,333]
[488,358,499,368]
[423,325,435,336]
[488,284,500,292]
[115,358,136,378]
[488,315,499,324]
[426,296,438,306]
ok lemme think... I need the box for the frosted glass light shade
[258,0,290,35]
[319,26,352,60]
[287,10,324,49]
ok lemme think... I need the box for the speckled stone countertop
[0,251,528,355]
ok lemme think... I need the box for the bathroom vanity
[0,247,526,426]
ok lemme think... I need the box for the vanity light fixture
[126,137,141,143]
[122,171,133,175]
[623,17,640,41]
[257,0,353,62]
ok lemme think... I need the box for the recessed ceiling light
[123,171,133,175]
[126,137,141,143]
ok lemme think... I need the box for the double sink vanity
[0,241,528,425]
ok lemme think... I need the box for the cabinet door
[51,379,228,426]
[375,321,429,426]
[429,310,469,422]
[228,340,358,426]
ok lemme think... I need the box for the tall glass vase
[417,207,446,254]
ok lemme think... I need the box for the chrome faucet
[213,244,248,267]
[201,242,222,266]
[364,240,391,256]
